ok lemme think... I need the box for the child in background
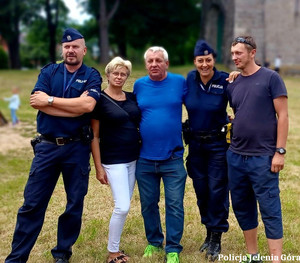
[3,86,21,126]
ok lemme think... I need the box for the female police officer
[184,40,230,262]
[5,28,102,263]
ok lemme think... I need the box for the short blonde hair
[105,56,132,76]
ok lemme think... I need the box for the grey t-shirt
[227,67,287,156]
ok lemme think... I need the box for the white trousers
[102,160,136,252]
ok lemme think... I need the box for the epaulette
[41,62,54,70]
[91,67,101,75]
[91,67,103,82]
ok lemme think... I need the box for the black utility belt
[191,130,226,142]
[40,135,81,146]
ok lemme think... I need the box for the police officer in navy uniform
[5,28,102,263]
[184,40,230,261]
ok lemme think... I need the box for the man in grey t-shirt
[227,36,288,263]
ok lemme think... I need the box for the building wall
[264,0,300,66]
[200,0,235,65]
[234,0,266,65]
[202,0,300,67]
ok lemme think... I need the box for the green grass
[0,67,299,262]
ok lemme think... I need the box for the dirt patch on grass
[0,122,34,154]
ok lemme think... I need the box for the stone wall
[202,0,300,68]
[200,0,235,65]
[264,0,300,66]
[234,0,265,65]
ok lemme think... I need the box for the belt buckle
[56,137,65,145]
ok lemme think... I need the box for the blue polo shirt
[133,72,187,160]
[32,62,102,137]
[184,68,229,131]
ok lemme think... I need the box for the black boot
[199,229,211,252]
[206,232,222,262]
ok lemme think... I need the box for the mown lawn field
[0,66,299,263]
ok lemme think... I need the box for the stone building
[201,0,300,69]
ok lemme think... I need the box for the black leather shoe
[200,229,211,252]
[55,258,69,263]
[206,232,222,262]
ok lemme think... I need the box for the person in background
[264,59,270,68]
[274,55,282,74]
[228,36,288,263]
[91,57,140,263]
[3,86,21,126]
[184,40,230,262]
[133,46,187,263]
[5,28,102,263]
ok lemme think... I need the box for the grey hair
[105,56,132,76]
[144,46,169,61]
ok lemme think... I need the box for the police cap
[194,40,216,57]
[61,28,84,43]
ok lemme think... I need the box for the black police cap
[194,40,216,57]
[61,28,84,43]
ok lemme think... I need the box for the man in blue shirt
[134,47,187,263]
[5,28,102,263]
[227,36,288,263]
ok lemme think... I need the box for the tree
[0,0,28,69]
[21,20,52,67]
[85,0,120,63]
[33,0,68,63]
[84,0,201,65]
[98,0,120,64]
[109,0,201,65]
[0,0,67,68]
[45,0,59,63]
[0,46,9,69]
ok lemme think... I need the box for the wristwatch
[276,147,286,155]
[48,96,54,106]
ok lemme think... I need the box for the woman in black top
[91,57,140,263]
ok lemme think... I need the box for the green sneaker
[240,253,263,263]
[143,244,163,257]
[166,252,179,263]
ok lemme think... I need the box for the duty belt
[191,129,226,142]
[40,135,81,146]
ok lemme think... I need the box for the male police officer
[5,28,102,263]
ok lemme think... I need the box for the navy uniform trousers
[186,138,229,233]
[6,140,90,263]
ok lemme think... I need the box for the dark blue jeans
[136,155,187,253]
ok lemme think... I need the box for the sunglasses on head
[235,37,255,49]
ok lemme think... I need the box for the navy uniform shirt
[184,68,229,132]
[32,62,102,137]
